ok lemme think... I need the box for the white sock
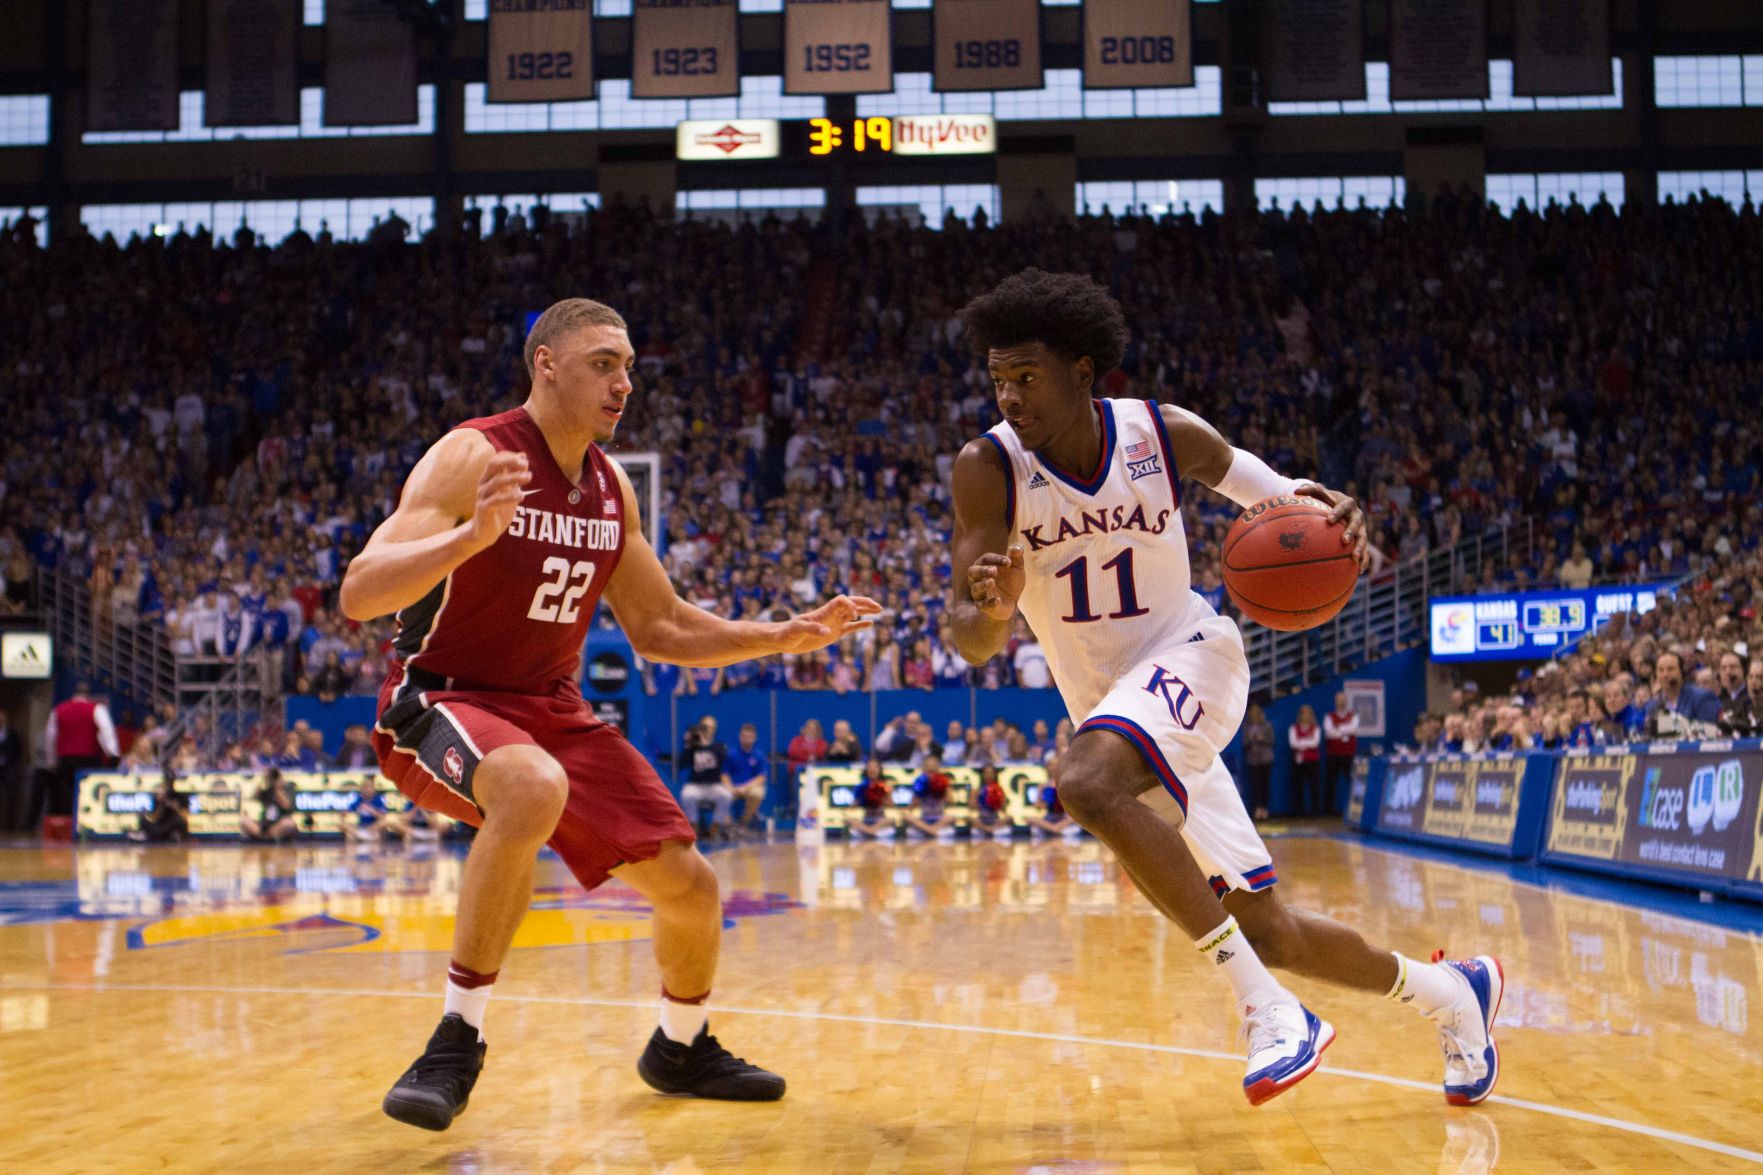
[659,990,708,1044]
[443,972,494,1040]
[1195,916,1287,1013]
[1387,953,1464,1017]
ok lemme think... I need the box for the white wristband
[1212,447,1305,509]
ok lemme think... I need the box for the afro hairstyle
[958,268,1130,376]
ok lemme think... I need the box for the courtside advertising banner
[325,0,419,125]
[785,0,894,95]
[488,0,595,103]
[800,765,1048,831]
[1265,0,1366,102]
[1376,755,1532,852]
[86,0,180,133]
[1083,0,1192,90]
[1513,0,1612,98]
[933,0,1044,93]
[206,0,301,127]
[633,0,741,99]
[1388,0,1488,101]
[78,771,407,839]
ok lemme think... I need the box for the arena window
[856,184,1000,228]
[1254,176,1404,213]
[464,77,824,134]
[304,0,323,25]
[79,197,435,245]
[464,0,634,15]
[1484,172,1624,215]
[676,188,827,218]
[1269,59,1622,116]
[1653,55,1763,108]
[81,87,435,144]
[0,206,48,246]
[0,95,50,146]
[1076,179,1223,217]
[1657,170,1763,207]
[464,193,602,214]
[858,69,1221,120]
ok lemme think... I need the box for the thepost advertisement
[78,771,409,839]
[1376,754,1532,853]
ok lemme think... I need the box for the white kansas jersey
[986,397,1213,720]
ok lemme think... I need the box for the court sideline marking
[18,980,1763,1165]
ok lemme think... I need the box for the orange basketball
[1221,495,1360,631]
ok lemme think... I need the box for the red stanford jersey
[392,407,626,693]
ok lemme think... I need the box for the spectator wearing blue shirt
[1645,652,1723,737]
[724,723,769,834]
[1599,678,1644,742]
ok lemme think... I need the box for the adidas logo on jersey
[1027,471,1050,489]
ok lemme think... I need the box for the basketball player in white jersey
[950,270,1503,1107]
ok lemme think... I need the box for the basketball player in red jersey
[341,298,879,1130]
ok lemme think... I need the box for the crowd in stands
[1409,547,1763,754]
[3,190,1761,772]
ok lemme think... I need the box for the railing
[161,647,281,755]
[1242,518,1532,698]
[38,566,177,717]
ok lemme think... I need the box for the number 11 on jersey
[1054,549,1149,623]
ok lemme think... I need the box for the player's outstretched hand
[968,544,1026,621]
[1294,483,1370,572]
[771,595,883,655]
[467,451,531,552]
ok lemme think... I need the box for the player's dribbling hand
[772,594,884,654]
[466,451,531,551]
[1294,483,1371,573]
[968,544,1025,621]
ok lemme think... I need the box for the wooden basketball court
[3,831,1761,1172]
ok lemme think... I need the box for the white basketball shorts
[1075,614,1277,897]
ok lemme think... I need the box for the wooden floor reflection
[3,832,1762,1173]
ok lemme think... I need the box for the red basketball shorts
[372,663,694,890]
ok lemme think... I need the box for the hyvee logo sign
[891,114,996,156]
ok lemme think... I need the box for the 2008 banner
[933,0,1043,93]
[1547,745,1763,893]
[488,0,595,104]
[1083,0,1191,90]
[634,0,740,99]
[785,0,893,95]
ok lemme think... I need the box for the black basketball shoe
[382,1013,487,1131]
[636,1026,787,1101]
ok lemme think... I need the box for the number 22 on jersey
[527,556,597,624]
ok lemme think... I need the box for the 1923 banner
[488,0,595,103]
[1083,0,1192,90]
[785,0,894,95]
[325,0,419,126]
[934,0,1043,93]
[87,0,180,133]
[206,0,301,128]
[633,0,740,99]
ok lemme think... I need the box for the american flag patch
[603,499,618,515]
[1124,440,1153,462]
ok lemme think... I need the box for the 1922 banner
[86,0,180,133]
[1513,0,1611,98]
[785,0,894,95]
[488,0,595,103]
[207,0,301,127]
[325,0,419,125]
[1266,0,1365,102]
[934,0,1043,93]
[633,0,740,99]
[1389,0,1487,101]
[1084,0,1191,90]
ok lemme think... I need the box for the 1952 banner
[633,0,740,99]
[1084,0,1191,90]
[934,0,1043,93]
[488,0,595,103]
[1547,746,1763,892]
[785,0,893,95]
[206,0,301,127]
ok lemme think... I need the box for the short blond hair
[524,297,627,378]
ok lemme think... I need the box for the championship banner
[1512,0,1611,98]
[1388,0,1487,102]
[324,0,419,126]
[784,0,894,95]
[86,0,180,133]
[77,770,407,839]
[633,0,739,99]
[1082,0,1192,91]
[1265,0,1365,102]
[206,0,301,128]
[488,0,595,104]
[933,0,1043,93]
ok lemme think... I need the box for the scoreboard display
[675,115,997,161]
[1429,583,1675,662]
